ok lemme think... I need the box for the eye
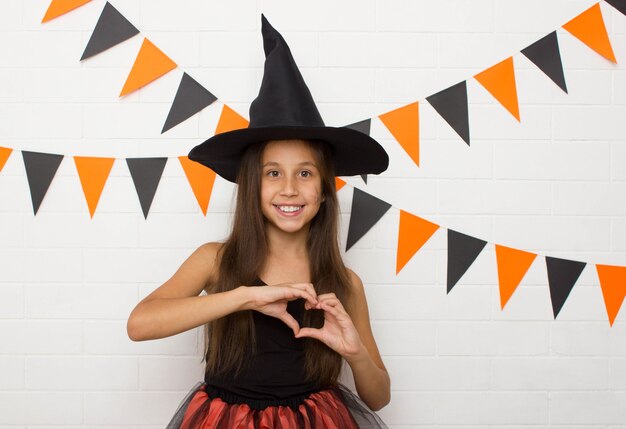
[266,170,279,178]
[299,170,312,178]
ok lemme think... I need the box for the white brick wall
[1,0,625,427]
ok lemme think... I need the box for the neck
[265,223,309,258]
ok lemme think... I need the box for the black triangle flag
[426,81,470,145]
[22,151,64,215]
[345,119,372,184]
[521,31,568,94]
[81,2,139,61]
[447,229,487,293]
[545,256,586,319]
[605,0,626,16]
[346,188,391,251]
[126,157,168,219]
[162,73,218,133]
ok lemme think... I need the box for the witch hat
[188,14,389,183]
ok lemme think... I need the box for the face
[260,139,325,235]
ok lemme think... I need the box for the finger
[319,301,348,319]
[278,313,301,335]
[317,292,337,300]
[292,289,318,307]
[290,283,318,302]
[294,327,324,342]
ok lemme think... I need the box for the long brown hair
[203,139,352,387]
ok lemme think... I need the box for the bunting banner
[426,82,470,145]
[521,31,568,93]
[42,0,92,23]
[495,245,537,310]
[162,73,217,133]
[545,256,587,319]
[126,157,168,219]
[378,102,419,167]
[74,156,115,219]
[562,3,616,63]
[0,147,12,172]
[80,2,139,61]
[120,38,177,97]
[346,188,391,251]
[447,230,488,293]
[474,57,520,121]
[22,151,64,215]
[605,0,626,15]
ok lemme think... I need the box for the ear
[320,194,326,203]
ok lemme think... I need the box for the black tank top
[204,278,321,408]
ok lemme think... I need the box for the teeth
[276,205,302,213]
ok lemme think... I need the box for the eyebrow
[262,161,318,168]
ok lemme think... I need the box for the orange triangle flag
[379,102,419,167]
[215,105,249,135]
[120,38,177,96]
[42,0,92,23]
[596,264,626,326]
[495,244,537,310]
[74,156,115,218]
[335,177,346,192]
[396,210,439,274]
[563,3,616,63]
[0,147,13,172]
[475,57,520,121]
[179,156,217,216]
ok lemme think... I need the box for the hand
[245,283,318,335]
[295,293,363,359]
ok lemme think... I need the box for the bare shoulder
[143,241,225,302]
[344,267,366,314]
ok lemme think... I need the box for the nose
[280,175,298,196]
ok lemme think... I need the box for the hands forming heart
[246,283,363,359]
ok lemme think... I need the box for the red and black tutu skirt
[166,382,387,428]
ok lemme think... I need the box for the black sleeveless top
[204,279,321,409]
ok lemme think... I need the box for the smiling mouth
[273,204,304,213]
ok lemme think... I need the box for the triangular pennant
[335,177,347,192]
[426,82,470,145]
[596,264,626,326]
[80,2,139,61]
[396,210,439,274]
[379,102,419,167]
[495,244,537,309]
[21,151,64,215]
[0,147,13,172]
[179,156,217,216]
[447,230,487,293]
[346,188,391,251]
[474,57,520,121]
[42,0,92,23]
[360,175,368,184]
[214,104,249,135]
[126,158,167,219]
[545,256,586,319]
[120,38,177,96]
[162,72,217,133]
[74,157,115,218]
[521,31,568,93]
[345,118,371,136]
[563,3,616,63]
[605,0,626,16]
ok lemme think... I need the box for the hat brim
[188,125,389,183]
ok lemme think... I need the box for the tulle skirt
[166,382,387,428]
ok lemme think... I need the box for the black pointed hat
[188,14,389,183]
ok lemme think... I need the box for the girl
[127,15,390,428]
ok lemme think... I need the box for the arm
[127,242,319,341]
[343,269,391,411]
[127,242,246,341]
